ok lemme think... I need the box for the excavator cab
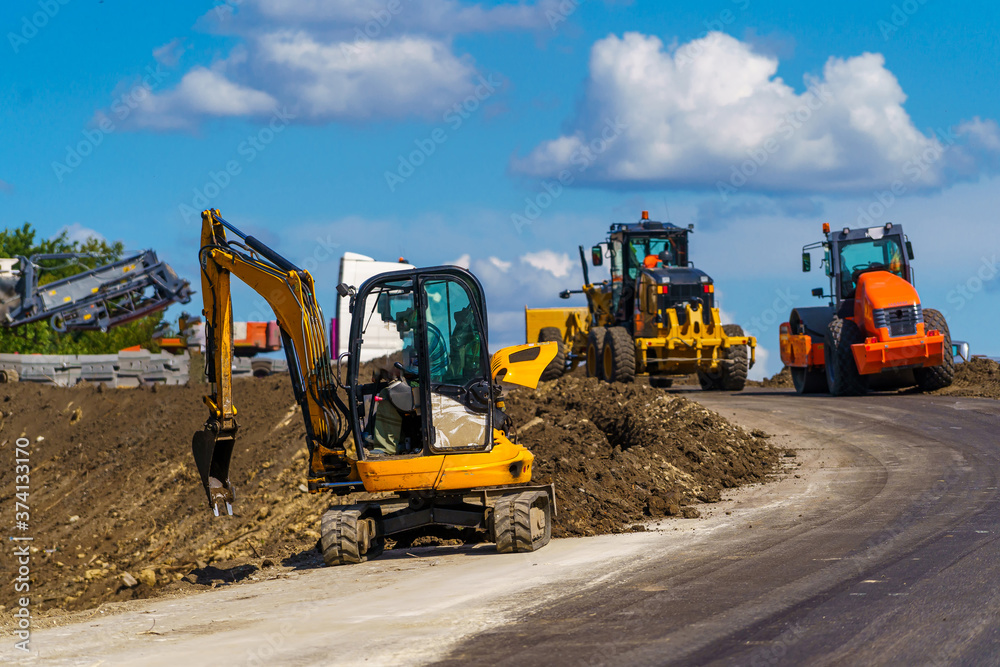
[347,267,494,458]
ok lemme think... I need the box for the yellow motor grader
[526,211,756,390]
[191,210,558,564]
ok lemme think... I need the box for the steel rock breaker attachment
[192,423,237,516]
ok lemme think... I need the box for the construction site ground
[2,359,1000,665]
[0,374,780,622]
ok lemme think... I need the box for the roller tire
[537,327,568,381]
[791,366,828,394]
[320,504,383,566]
[494,491,552,553]
[0,369,19,383]
[586,326,606,379]
[602,327,636,383]
[914,308,955,391]
[824,317,868,396]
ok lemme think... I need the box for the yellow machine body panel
[525,306,589,346]
[355,433,533,492]
[635,303,756,375]
[490,341,558,388]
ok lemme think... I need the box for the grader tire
[494,490,552,553]
[320,504,383,566]
[602,327,636,383]
[720,324,749,391]
[586,326,607,379]
[914,308,955,391]
[538,327,568,381]
[0,369,19,383]
[698,370,723,391]
[825,317,868,396]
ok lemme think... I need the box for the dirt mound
[748,366,794,389]
[932,357,1000,399]
[0,377,330,618]
[505,376,781,537]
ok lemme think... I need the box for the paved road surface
[4,390,998,666]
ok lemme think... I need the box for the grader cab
[525,211,756,390]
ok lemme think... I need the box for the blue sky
[2,0,998,377]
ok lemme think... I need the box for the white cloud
[513,32,1000,193]
[956,117,1000,153]
[126,67,278,131]
[449,253,471,268]
[248,0,558,33]
[126,0,545,130]
[521,250,573,278]
[255,32,475,121]
[488,256,512,271]
[749,346,770,382]
[55,223,105,244]
[153,38,188,67]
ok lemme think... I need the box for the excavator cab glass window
[423,279,485,385]
[836,237,906,298]
[350,269,492,459]
[422,278,491,454]
[356,279,422,457]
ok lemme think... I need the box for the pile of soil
[932,357,1000,399]
[506,376,781,537]
[0,373,781,618]
[748,366,794,389]
[0,377,330,619]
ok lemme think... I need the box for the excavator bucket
[192,428,236,516]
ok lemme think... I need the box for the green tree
[0,223,165,354]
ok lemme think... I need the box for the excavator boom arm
[192,209,353,516]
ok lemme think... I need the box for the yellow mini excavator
[192,210,558,564]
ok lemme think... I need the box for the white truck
[332,252,415,362]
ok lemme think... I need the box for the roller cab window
[837,237,905,298]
